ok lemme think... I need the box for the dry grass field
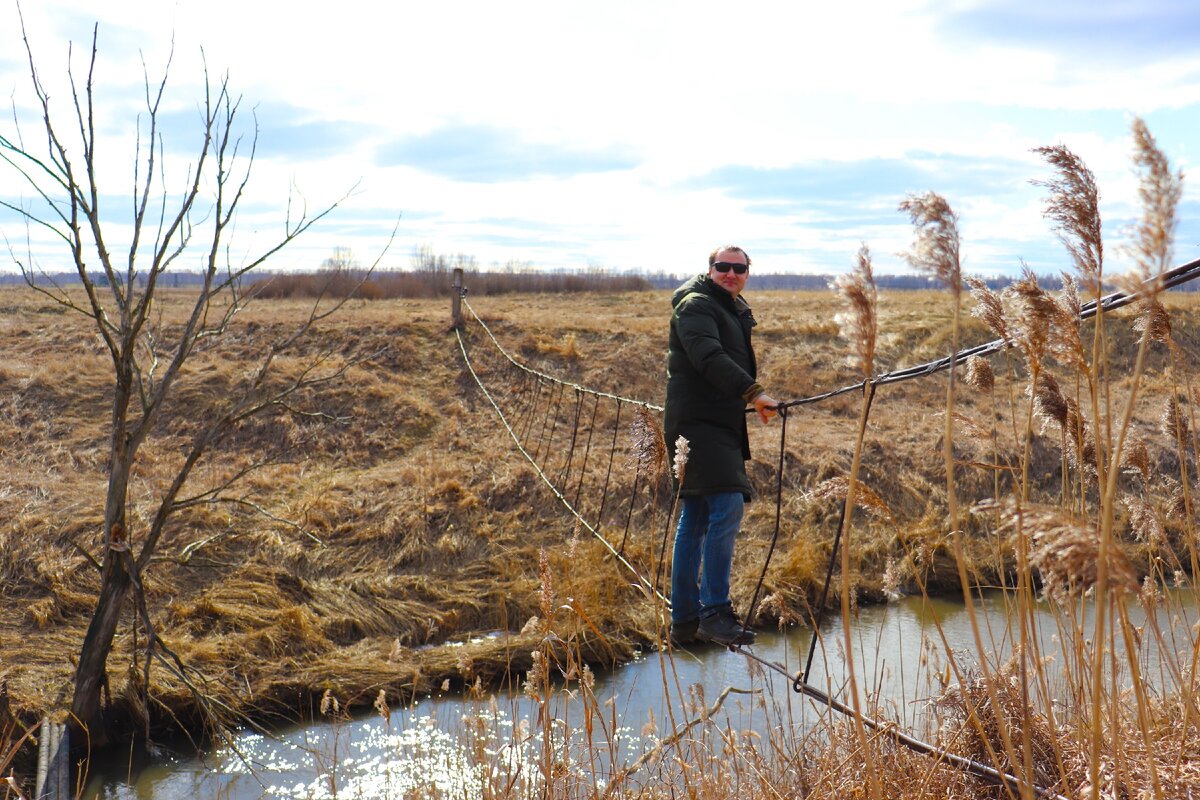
[2,281,1199,797]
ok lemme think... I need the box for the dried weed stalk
[833,243,878,378]
[936,657,1062,791]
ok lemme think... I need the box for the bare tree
[321,246,359,273]
[1,20,380,749]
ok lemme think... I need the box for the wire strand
[455,326,669,604]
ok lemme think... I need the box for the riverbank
[3,286,1197,788]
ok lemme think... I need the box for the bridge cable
[454,324,669,605]
[772,254,1200,412]
[457,313,1067,799]
[452,257,1200,800]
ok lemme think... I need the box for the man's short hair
[709,245,751,268]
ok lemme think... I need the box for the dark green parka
[664,274,760,500]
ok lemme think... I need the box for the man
[665,245,778,647]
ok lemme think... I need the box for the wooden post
[451,267,464,329]
[35,717,69,800]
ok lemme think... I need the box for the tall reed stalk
[901,194,1034,791]
[1032,141,1114,799]
[831,243,882,799]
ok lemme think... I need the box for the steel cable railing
[454,324,669,605]
[452,257,1200,800]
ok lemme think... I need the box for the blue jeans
[670,492,744,624]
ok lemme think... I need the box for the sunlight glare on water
[219,708,505,799]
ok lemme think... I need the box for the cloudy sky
[2,0,1199,278]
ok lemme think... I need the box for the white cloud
[2,0,1198,277]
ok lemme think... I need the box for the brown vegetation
[2,272,1199,794]
[250,267,653,301]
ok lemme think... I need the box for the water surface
[84,589,1198,798]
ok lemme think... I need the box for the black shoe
[697,609,755,646]
[670,618,699,646]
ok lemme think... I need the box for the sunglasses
[712,261,748,275]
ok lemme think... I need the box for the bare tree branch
[2,14,387,749]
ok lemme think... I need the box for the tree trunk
[72,378,135,751]
[69,553,132,750]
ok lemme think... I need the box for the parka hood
[671,274,751,315]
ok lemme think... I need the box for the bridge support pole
[35,716,69,800]
[451,267,464,329]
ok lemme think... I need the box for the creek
[83,589,1198,799]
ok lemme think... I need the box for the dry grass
[2,276,1200,796]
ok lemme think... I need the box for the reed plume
[1007,267,1052,376]
[630,405,667,486]
[671,435,689,482]
[1032,144,1103,291]
[1127,116,1183,284]
[831,241,886,800]
[1032,141,1109,552]
[1120,438,1151,488]
[538,548,555,619]
[1096,140,1192,774]
[1123,128,1175,333]
[899,191,963,522]
[1031,372,1068,433]
[966,277,1011,344]
[1163,477,1189,520]
[1058,272,1083,321]
[833,243,878,378]
[1133,297,1173,348]
[899,192,961,293]
[964,355,994,393]
[1121,494,1166,549]
[963,282,1005,504]
[1023,507,1138,602]
[1062,399,1096,480]
[1032,369,1074,506]
[1162,395,1189,441]
[1048,273,1089,373]
[803,476,894,522]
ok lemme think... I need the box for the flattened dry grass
[0,287,672,747]
[2,285,1200,790]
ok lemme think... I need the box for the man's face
[708,249,749,298]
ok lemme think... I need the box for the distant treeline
[7,268,1200,295]
[646,273,1060,291]
[250,267,654,299]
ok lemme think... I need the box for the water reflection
[85,589,1198,798]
